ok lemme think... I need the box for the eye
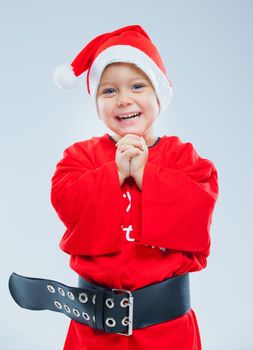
[102,88,116,95]
[132,84,145,90]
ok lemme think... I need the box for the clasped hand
[115,133,148,179]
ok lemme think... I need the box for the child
[51,24,219,349]
[9,24,219,350]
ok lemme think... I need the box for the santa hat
[53,24,173,116]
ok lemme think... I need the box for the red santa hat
[53,24,173,116]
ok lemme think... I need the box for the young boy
[50,24,219,349]
[9,24,219,350]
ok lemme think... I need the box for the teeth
[118,112,141,120]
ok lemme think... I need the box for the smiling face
[96,62,160,143]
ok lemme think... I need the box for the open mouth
[116,112,142,121]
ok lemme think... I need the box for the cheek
[96,98,103,111]
[97,99,113,117]
[144,92,159,110]
[97,98,106,113]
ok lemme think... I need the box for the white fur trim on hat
[52,64,78,89]
[89,45,173,116]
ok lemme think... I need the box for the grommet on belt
[64,304,71,313]
[54,301,62,309]
[105,298,114,308]
[120,298,130,307]
[78,292,88,303]
[67,291,74,300]
[105,317,116,327]
[122,316,130,326]
[73,308,80,317]
[47,284,55,293]
[58,287,65,296]
[82,312,90,320]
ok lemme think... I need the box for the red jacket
[50,133,219,350]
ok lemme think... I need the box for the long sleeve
[50,142,124,256]
[134,141,219,257]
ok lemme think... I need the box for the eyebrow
[99,77,149,88]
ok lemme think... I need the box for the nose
[117,94,134,107]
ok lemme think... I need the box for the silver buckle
[112,288,134,336]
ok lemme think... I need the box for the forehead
[98,62,152,85]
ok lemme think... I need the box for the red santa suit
[50,132,219,350]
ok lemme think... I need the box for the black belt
[8,272,191,336]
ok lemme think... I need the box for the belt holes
[64,304,71,313]
[58,287,65,296]
[120,298,130,307]
[82,312,90,320]
[78,292,88,303]
[105,317,116,327]
[122,316,130,326]
[67,291,75,300]
[54,301,62,309]
[47,284,55,293]
[105,298,114,308]
[73,308,80,317]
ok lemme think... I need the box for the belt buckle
[112,288,134,336]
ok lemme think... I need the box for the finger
[126,146,141,157]
[140,137,146,149]
[117,144,129,153]
[118,145,140,158]
[117,139,144,151]
[116,134,143,146]
[119,144,143,155]
[118,144,134,153]
[141,136,146,145]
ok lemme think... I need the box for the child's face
[96,62,160,139]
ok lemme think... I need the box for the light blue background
[1,1,252,349]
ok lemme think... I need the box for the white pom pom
[52,64,78,89]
